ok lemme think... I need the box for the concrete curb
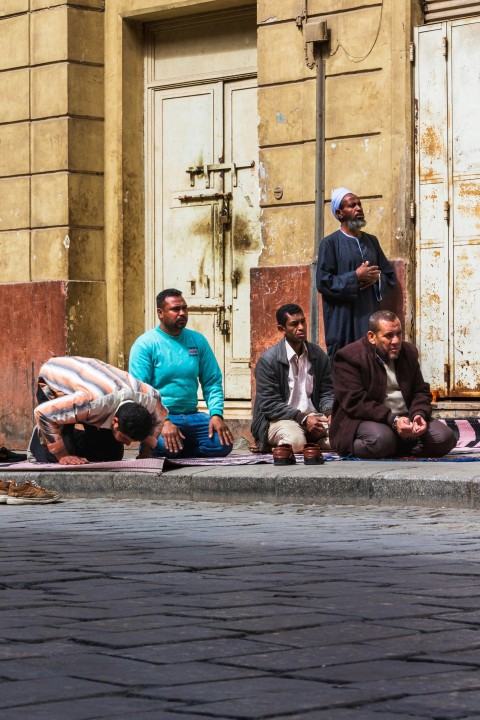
[2,460,480,509]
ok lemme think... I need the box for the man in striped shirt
[29,356,168,465]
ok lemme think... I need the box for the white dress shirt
[285,340,317,414]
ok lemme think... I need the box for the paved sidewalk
[2,500,480,719]
[2,457,480,508]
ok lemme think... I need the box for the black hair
[115,402,153,441]
[369,310,399,333]
[276,303,304,327]
[156,288,183,309]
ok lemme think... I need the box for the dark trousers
[353,419,456,459]
[30,385,124,463]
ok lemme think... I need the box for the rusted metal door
[145,10,260,400]
[415,18,480,397]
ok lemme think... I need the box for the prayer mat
[164,452,341,468]
[0,458,165,474]
[339,419,480,461]
[164,452,272,468]
[343,455,480,462]
[440,418,480,449]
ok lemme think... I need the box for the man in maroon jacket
[329,310,456,458]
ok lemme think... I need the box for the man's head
[276,304,307,349]
[111,402,154,445]
[367,310,402,361]
[337,193,366,232]
[156,288,188,336]
[331,188,366,232]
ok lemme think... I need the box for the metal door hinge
[409,42,415,64]
[444,363,450,385]
[444,200,450,223]
[410,200,416,220]
[442,36,448,58]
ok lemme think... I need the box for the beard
[346,218,367,231]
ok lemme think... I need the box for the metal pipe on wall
[310,45,326,345]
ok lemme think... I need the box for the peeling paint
[421,124,442,160]
[63,235,70,249]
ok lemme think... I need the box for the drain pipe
[302,20,329,344]
[311,45,326,344]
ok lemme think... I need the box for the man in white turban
[316,189,396,358]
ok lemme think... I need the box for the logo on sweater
[188,348,198,356]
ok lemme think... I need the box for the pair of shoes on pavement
[273,443,325,466]
[0,447,27,463]
[0,479,61,505]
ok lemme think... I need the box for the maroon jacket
[330,336,432,456]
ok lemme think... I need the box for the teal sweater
[128,327,224,417]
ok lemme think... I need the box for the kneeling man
[329,311,456,458]
[251,304,333,453]
[29,356,167,464]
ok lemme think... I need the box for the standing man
[317,187,397,359]
[129,288,234,458]
[251,303,333,454]
[29,356,167,464]
[329,311,456,459]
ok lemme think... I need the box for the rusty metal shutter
[424,1,480,22]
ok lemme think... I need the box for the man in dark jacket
[330,310,456,458]
[251,304,333,453]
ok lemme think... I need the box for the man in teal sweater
[129,288,234,458]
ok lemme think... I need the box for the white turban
[331,187,354,218]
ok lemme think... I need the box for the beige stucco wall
[257,0,420,278]
[0,0,106,356]
[1,0,420,364]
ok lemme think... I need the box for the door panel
[146,14,259,401]
[450,20,480,393]
[415,23,449,394]
[223,80,261,397]
[154,85,224,377]
[415,18,480,396]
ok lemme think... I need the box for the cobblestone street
[2,500,480,719]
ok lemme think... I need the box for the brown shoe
[273,444,296,466]
[0,479,11,503]
[303,443,325,465]
[6,480,61,505]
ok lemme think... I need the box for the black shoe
[0,447,27,463]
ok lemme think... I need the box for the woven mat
[441,418,480,449]
[0,458,165,474]
[163,453,342,468]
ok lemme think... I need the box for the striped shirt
[35,356,168,454]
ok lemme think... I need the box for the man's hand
[161,420,185,453]
[412,415,427,436]
[356,261,380,289]
[209,416,234,446]
[394,416,414,439]
[304,414,328,438]
[58,455,89,465]
[137,444,153,459]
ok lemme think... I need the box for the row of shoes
[0,479,61,505]
[272,443,325,466]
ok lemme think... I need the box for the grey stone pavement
[2,499,480,719]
